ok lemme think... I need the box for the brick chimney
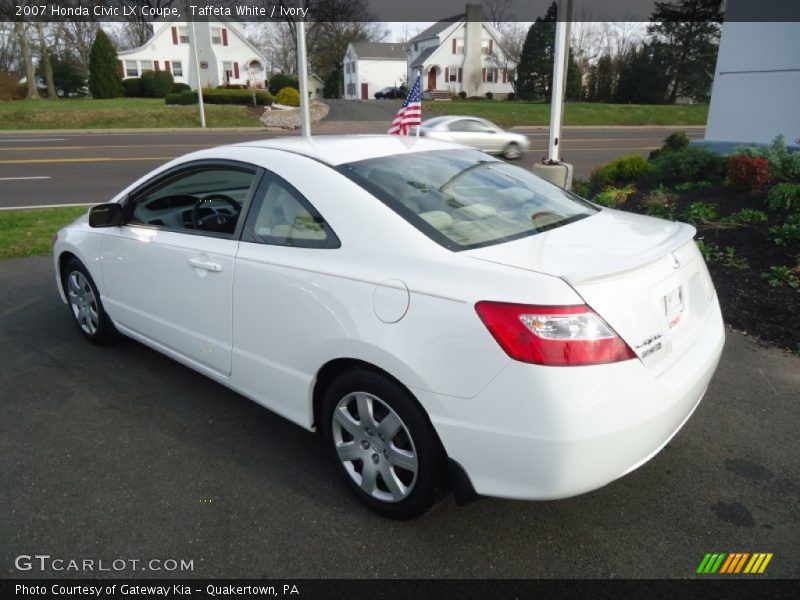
[462,3,484,96]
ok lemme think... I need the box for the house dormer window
[211,28,222,45]
[178,27,189,44]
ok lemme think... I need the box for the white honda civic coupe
[53,136,724,519]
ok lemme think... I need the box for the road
[1,256,798,578]
[0,111,704,209]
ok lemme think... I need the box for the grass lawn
[424,101,709,127]
[0,206,88,259]
[0,98,262,130]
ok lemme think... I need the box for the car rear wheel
[503,142,522,160]
[321,369,447,519]
[63,257,117,345]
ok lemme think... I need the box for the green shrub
[164,90,197,105]
[141,70,174,98]
[506,92,515,101]
[88,28,123,98]
[593,184,636,208]
[275,86,300,107]
[652,146,726,182]
[761,265,799,288]
[695,239,718,262]
[201,88,273,106]
[733,135,800,182]
[268,73,299,95]
[722,208,768,225]
[122,77,145,97]
[593,155,655,186]
[485,91,494,100]
[768,222,800,246]
[766,183,800,211]
[720,246,749,270]
[458,90,467,99]
[172,82,191,93]
[642,185,677,218]
[663,131,690,153]
[682,201,718,224]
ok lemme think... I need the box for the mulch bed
[621,186,799,353]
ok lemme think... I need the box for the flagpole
[296,3,311,138]
[190,19,206,128]
[415,70,421,138]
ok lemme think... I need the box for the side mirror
[89,203,123,228]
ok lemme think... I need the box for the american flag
[388,76,422,135]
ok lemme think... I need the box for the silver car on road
[418,116,530,159]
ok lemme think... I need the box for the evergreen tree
[616,45,670,104]
[647,0,723,102]
[565,52,583,101]
[88,28,123,99]
[593,54,615,103]
[515,2,557,101]
[37,52,86,97]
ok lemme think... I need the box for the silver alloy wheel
[67,271,99,335]
[504,143,521,159]
[331,391,419,503]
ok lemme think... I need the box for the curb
[0,127,268,135]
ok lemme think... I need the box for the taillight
[475,302,637,366]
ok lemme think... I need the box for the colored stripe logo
[696,552,773,574]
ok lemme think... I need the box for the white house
[343,42,407,100]
[117,21,267,89]
[407,3,515,98]
[307,73,324,100]
[701,15,800,151]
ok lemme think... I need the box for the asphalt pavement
[0,104,705,209]
[1,256,798,578]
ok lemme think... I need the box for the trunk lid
[464,209,716,374]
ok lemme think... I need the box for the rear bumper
[423,296,725,500]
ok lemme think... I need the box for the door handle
[188,257,222,272]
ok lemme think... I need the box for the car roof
[228,134,467,166]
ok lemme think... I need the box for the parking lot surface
[1,256,798,578]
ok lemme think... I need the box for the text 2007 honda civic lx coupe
[53,136,724,518]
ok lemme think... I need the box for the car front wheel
[63,257,117,345]
[321,369,447,519]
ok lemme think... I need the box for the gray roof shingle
[409,14,465,43]
[351,42,407,60]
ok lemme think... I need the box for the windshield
[338,149,598,250]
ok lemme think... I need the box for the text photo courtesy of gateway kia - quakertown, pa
[0,0,798,597]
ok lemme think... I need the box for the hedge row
[165,88,274,106]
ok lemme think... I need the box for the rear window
[338,149,597,250]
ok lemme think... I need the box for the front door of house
[360,83,368,100]
[427,69,436,90]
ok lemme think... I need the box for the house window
[486,68,496,83]
[449,66,458,83]
[125,60,138,77]
[178,27,189,44]
[414,43,418,51]
[172,61,183,78]
[211,28,222,45]
[222,61,233,82]
[140,60,153,74]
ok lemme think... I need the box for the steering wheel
[191,194,239,231]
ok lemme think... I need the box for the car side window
[128,166,256,238]
[449,120,492,133]
[241,175,340,249]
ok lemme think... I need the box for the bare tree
[57,22,98,78]
[248,21,297,75]
[120,1,179,48]
[0,22,19,74]
[13,22,39,99]
[492,22,526,93]
[483,0,513,26]
[35,23,57,98]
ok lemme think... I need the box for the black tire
[62,257,118,345]
[321,368,448,519]
[503,142,521,160]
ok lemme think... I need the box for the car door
[231,172,340,425]
[101,161,260,376]
[447,119,500,152]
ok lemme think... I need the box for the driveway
[1,256,798,578]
